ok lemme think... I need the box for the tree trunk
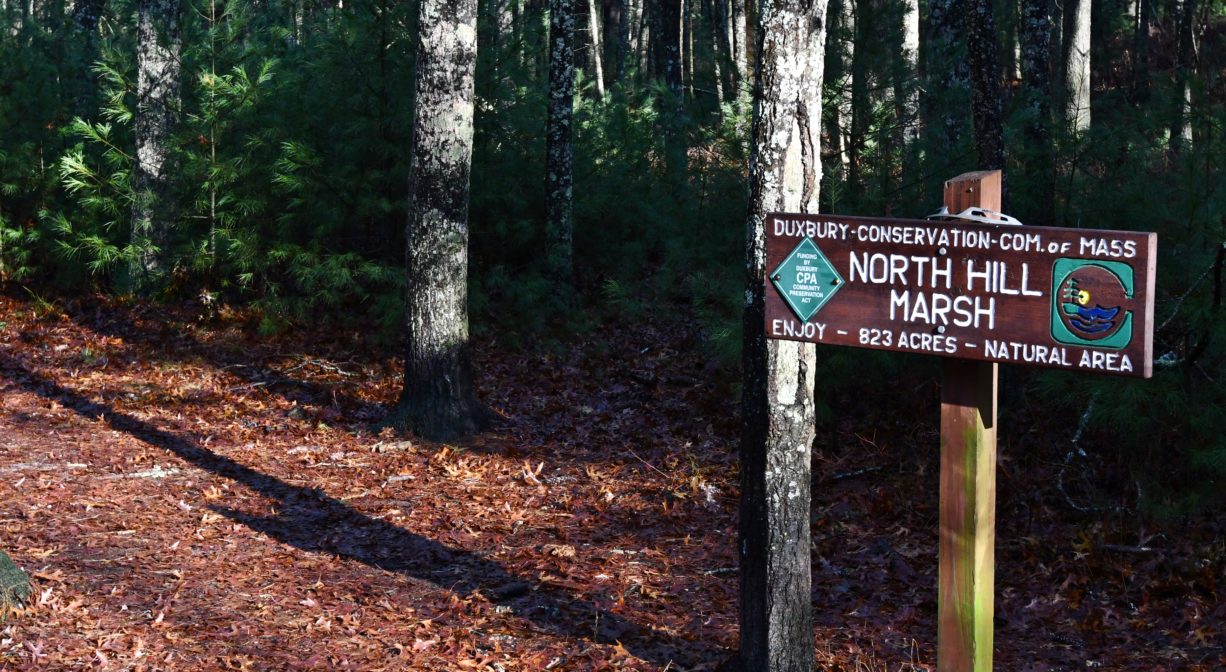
[1130,0,1150,102]
[712,0,735,103]
[684,0,694,99]
[847,0,867,207]
[897,0,917,148]
[653,0,683,98]
[731,0,747,91]
[1020,0,1054,224]
[129,0,182,294]
[396,0,490,442]
[823,0,851,199]
[652,0,686,185]
[897,0,920,185]
[925,0,969,156]
[708,0,727,103]
[72,0,107,31]
[586,0,606,97]
[639,0,653,74]
[546,0,575,282]
[1168,0,1195,155]
[611,0,629,82]
[739,0,828,668]
[1061,0,1090,133]
[72,0,108,114]
[966,0,1004,171]
[0,550,30,614]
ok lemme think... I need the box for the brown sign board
[764,213,1158,378]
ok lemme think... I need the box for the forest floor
[0,292,1222,671]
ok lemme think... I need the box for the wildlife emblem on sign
[1051,259,1135,350]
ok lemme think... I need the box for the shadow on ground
[0,350,718,668]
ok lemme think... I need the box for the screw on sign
[760,171,1156,671]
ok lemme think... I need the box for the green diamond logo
[771,237,844,322]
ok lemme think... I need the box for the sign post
[937,171,1001,672]
[761,169,1157,670]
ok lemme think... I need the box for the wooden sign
[764,213,1158,377]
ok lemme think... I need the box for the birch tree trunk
[731,0,747,90]
[712,0,735,103]
[586,0,605,97]
[1061,0,1090,133]
[396,0,490,442]
[129,0,182,294]
[632,0,647,75]
[1020,0,1054,223]
[709,0,727,103]
[966,0,1004,171]
[546,0,575,281]
[740,0,828,668]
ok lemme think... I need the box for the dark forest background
[1,0,1223,514]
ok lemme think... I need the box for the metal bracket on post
[926,206,1024,227]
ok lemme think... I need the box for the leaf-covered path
[0,295,1221,670]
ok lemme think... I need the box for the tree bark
[1020,0,1054,223]
[925,0,969,156]
[396,0,490,442]
[72,0,107,31]
[847,0,866,206]
[966,0,1004,171]
[653,0,683,98]
[0,550,31,613]
[129,0,182,294]
[1060,0,1090,133]
[731,0,747,91]
[739,0,828,669]
[684,0,694,99]
[897,0,919,155]
[586,0,606,97]
[1168,0,1195,155]
[709,0,727,103]
[823,0,851,197]
[71,0,108,114]
[633,0,647,75]
[611,0,629,82]
[711,0,736,103]
[1130,0,1150,102]
[546,0,575,282]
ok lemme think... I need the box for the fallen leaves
[0,295,1221,671]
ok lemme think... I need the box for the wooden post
[938,170,1000,672]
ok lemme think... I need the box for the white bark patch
[774,341,799,406]
[781,117,804,212]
